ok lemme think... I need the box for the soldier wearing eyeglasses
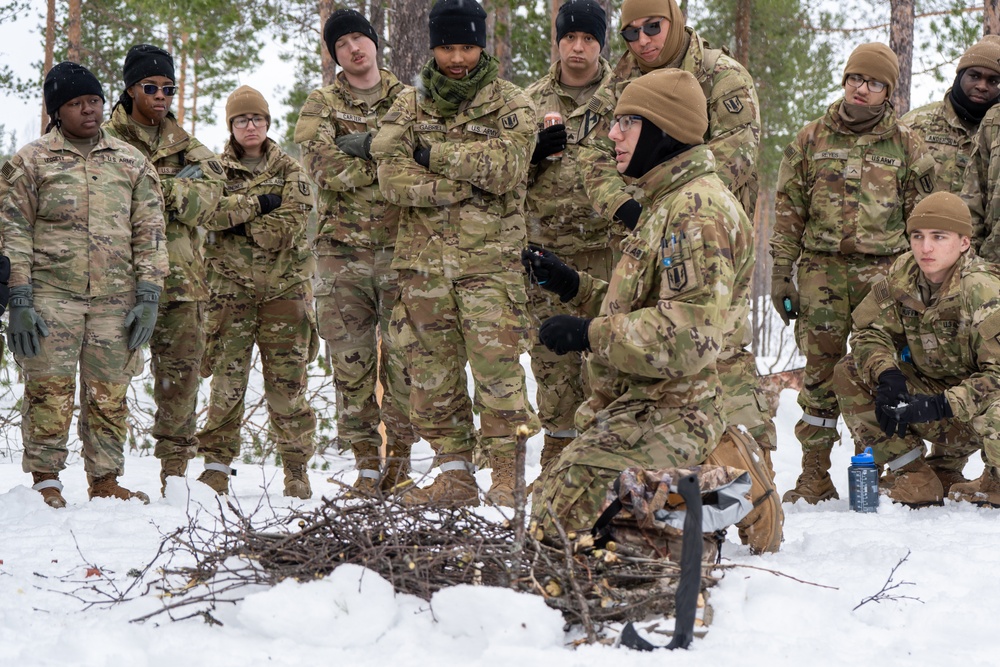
[104,44,226,496]
[771,43,936,505]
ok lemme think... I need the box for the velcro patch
[925,134,958,146]
[865,154,902,168]
[783,144,798,162]
[206,160,225,176]
[723,96,744,114]
[918,173,935,194]
[382,110,402,123]
[872,278,893,308]
[415,122,446,133]
[816,150,848,161]
[2,160,20,183]
[336,111,366,124]
[467,124,499,138]
[500,113,519,130]
[298,181,311,197]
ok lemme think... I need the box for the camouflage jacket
[851,251,1000,423]
[901,93,975,196]
[206,139,315,300]
[295,69,406,251]
[524,59,614,254]
[104,106,225,302]
[570,145,748,430]
[961,104,1000,262]
[771,100,935,268]
[372,77,536,277]
[0,128,167,295]
[580,27,760,222]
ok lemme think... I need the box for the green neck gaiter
[420,53,500,117]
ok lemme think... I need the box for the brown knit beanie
[620,0,686,73]
[615,69,707,144]
[906,192,973,237]
[842,43,899,97]
[957,35,1000,76]
[226,85,270,127]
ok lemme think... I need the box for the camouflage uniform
[371,75,541,463]
[961,105,1000,262]
[524,59,615,441]
[295,69,416,478]
[902,93,975,196]
[835,251,1000,472]
[104,106,225,463]
[772,100,935,458]
[533,145,750,533]
[0,128,167,478]
[197,139,318,469]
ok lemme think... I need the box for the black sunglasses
[621,20,662,43]
[139,84,177,96]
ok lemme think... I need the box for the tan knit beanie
[842,43,899,97]
[957,35,1000,76]
[615,69,707,144]
[226,85,270,127]
[906,191,973,237]
[620,0,686,73]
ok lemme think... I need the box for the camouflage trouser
[525,247,614,435]
[718,345,776,451]
[19,288,144,478]
[198,275,317,466]
[315,245,415,470]
[150,299,205,461]
[834,353,998,468]
[794,251,895,451]
[532,394,724,535]
[392,270,541,458]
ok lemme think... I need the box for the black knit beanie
[44,62,105,115]
[324,9,379,64]
[429,0,488,49]
[556,0,607,50]
[123,44,175,88]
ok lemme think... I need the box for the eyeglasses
[845,74,887,94]
[621,20,662,43]
[611,115,642,133]
[139,84,177,96]
[232,115,267,129]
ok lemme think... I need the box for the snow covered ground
[2,365,999,666]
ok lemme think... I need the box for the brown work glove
[770,264,799,326]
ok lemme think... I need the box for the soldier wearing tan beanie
[906,191,974,237]
[842,42,899,98]
[226,85,270,128]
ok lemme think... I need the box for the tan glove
[770,264,799,326]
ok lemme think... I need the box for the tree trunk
[42,0,55,134]
[550,0,558,66]
[889,0,914,114]
[368,0,385,70]
[734,0,751,68]
[177,31,188,127]
[388,0,431,85]
[67,0,81,63]
[190,51,199,137]
[986,0,1000,35]
[487,1,512,79]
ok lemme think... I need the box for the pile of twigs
[135,493,718,637]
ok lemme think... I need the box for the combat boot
[197,461,234,495]
[283,462,312,499]
[782,447,839,504]
[349,469,381,496]
[88,474,150,504]
[159,458,188,497]
[539,434,572,479]
[950,466,1000,507]
[381,444,414,494]
[31,472,66,509]
[485,454,518,508]
[399,453,480,508]
[880,452,944,507]
[705,428,783,554]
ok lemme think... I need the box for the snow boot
[485,454,518,508]
[381,444,414,494]
[950,466,1000,507]
[782,447,839,504]
[197,461,234,495]
[283,462,312,499]
[931,467,969,495]
[880,451,944,507]
[399,453,480,508]
[159,458,188,497]
[32,472,66,509]
[88,474,150,504]
[705,428,784,554]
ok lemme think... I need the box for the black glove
[335,131,373,160]
[614,199,643,231]
[539,315,591,355]
[520,245,579,302]
[0,254,9,318]
[875,369,910,437]
[531,123,567,164]
[414,145,431,168]
[226,223,247,237]
[880,393,953,438]
[257,194,282,216]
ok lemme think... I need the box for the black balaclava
[623,116,693,178]
[949,69,999,124]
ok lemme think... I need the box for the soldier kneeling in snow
[836,191,1000,507]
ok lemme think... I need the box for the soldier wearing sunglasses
[104,44,226,496]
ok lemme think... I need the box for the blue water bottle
[849,447,879,513]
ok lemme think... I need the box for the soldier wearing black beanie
[429,0,487,48]
[324,9,379,64]
[116,44,175,115]
[43,62,105,129]
[556,0,607,50]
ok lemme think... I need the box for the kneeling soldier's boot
[381,442,413,494]
[400,452,480,508]
[485,453,517,508]
[159,458,188,497]
[88,474,150,504]
[950,466,1000,507]
[283,461,312,499]
[782,447,839,504]
[539,434,572,479]
[880,449,944,507]
[32,472,66,509]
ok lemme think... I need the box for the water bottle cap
[851,446,875,467]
